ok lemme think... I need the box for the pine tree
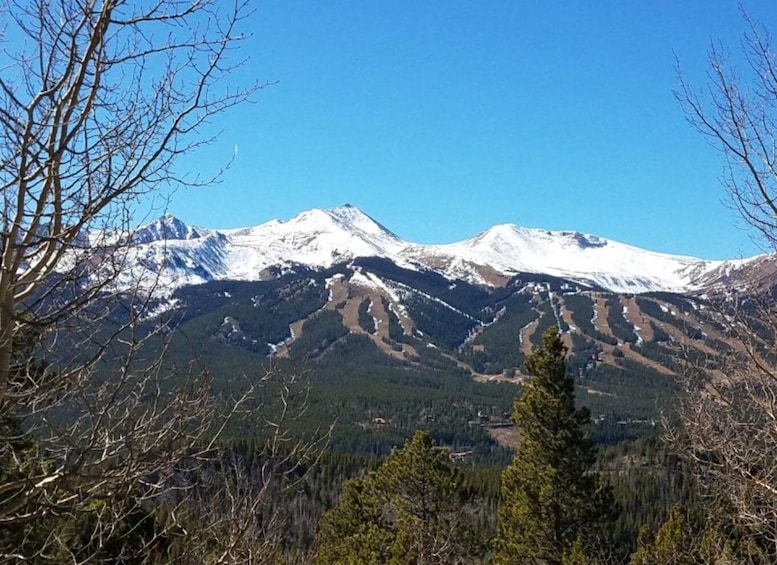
[314,476,393,564]
[494,326,612,565]
[315,430,476,564]
[629,505,699,565]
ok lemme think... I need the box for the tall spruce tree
[494,326,612,565]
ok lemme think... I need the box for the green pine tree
[494,326,613,565]
[315,475,393,564]
[315,430,476,564]
[629,504,700,565]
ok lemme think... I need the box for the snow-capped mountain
[221,206,407,280]
[402,224,753,294]
[112,204,765,295]
[133,212,208,244]
[116,205,407,290]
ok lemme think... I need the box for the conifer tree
[494,326,612,565]
[315,430,476,564]
[629,505,699,565]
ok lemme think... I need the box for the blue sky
[166,1,777,260]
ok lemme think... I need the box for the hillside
[135,248,756,457]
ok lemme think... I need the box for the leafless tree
[177,370,332,565]
[666,296,777,560]
[0,1,327,562]
[0,0,258,392]
[676,14,777,250]
[673,14,777,560]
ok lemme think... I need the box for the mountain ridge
[116,204,766,295]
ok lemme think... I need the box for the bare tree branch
[0,2,332,563]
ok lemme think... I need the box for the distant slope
[139,260,750,444]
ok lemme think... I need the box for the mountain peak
[281,205,402,244]
[134,213,203,244]
[473,223,522,239]
[325,205,399,238]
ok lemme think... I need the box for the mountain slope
[145,260,746,447]
[73,207,777,463]
[222,205,408,280]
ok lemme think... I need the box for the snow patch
[140,298,182,321]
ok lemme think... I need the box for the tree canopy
[315,430,477,565]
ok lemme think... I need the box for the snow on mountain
[114,205,764,295]
[221,204,407,280]
[402,224,731,294]
[115,205,408,291]
[132,212,207,244]
[114,229,229,290]
[683,254,773,293]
